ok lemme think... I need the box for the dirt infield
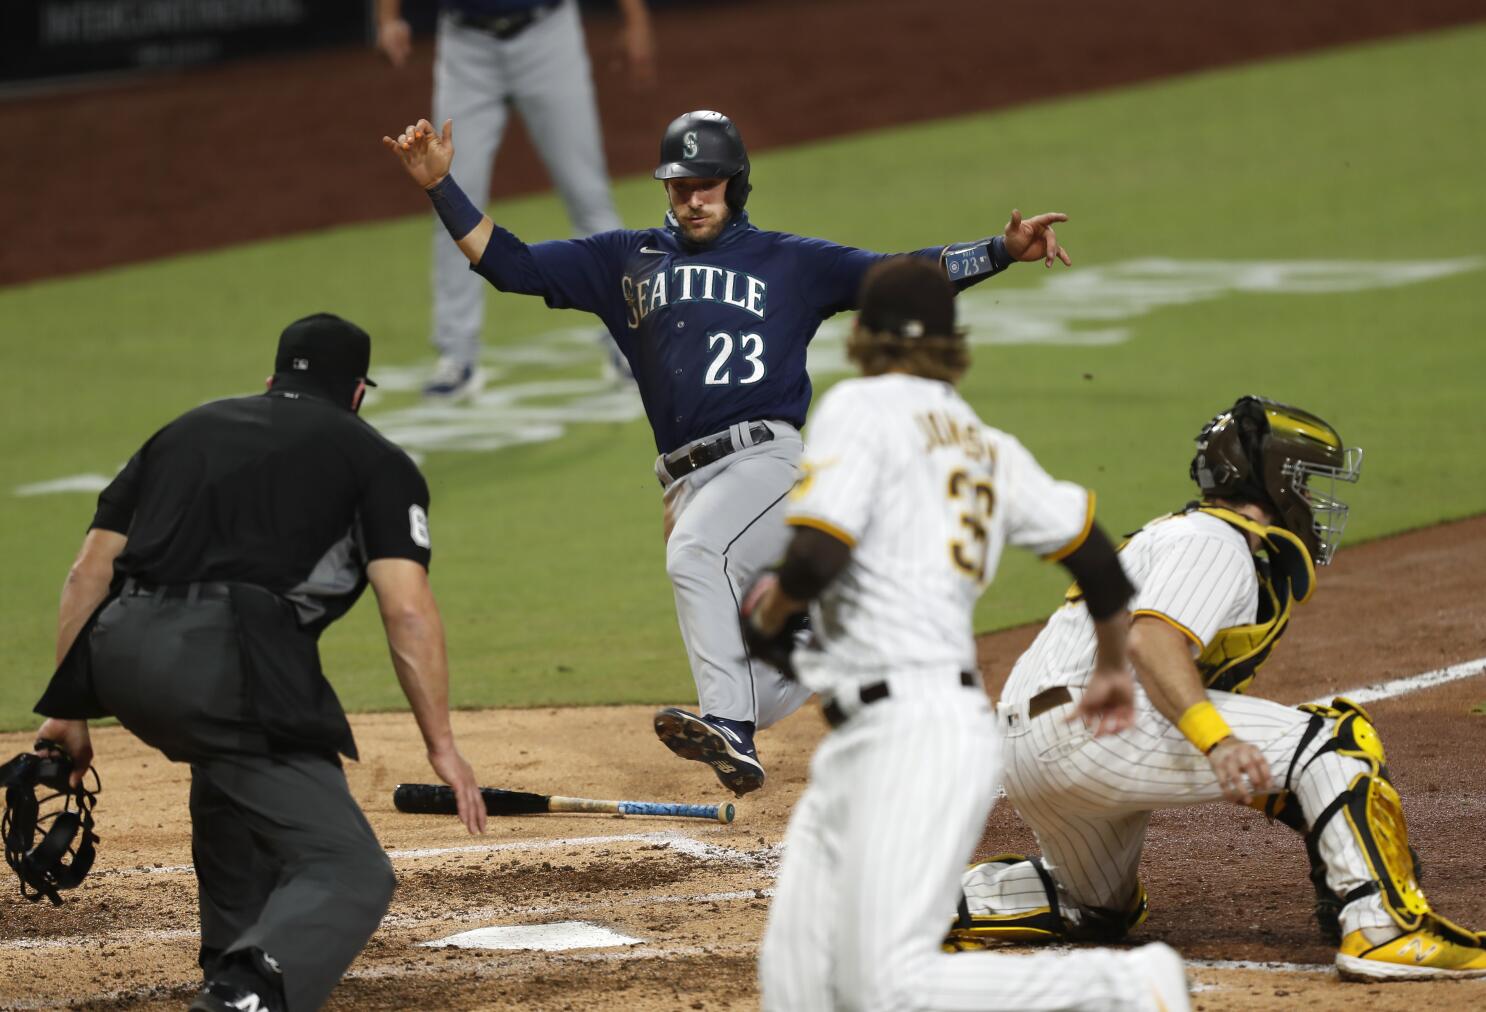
[5,0,1485,286]
[2,515,1484,1010]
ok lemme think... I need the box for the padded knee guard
[944,855,1148,951]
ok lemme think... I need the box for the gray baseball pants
[658,422,815,729]
[432,0,622,364]
[89,592,395,1012]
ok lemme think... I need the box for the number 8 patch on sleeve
[408,505,431,548]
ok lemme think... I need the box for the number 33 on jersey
[785,373,1096,670]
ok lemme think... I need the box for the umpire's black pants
[90,591,395,1012]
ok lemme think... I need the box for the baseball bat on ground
[393,783,735,824]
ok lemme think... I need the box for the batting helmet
[654,111,752,210]
[1190,396,1363,564]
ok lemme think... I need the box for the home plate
[422,921,643,952]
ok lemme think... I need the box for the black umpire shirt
[38,384,430,758]
[93,386,431,632]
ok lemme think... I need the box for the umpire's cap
[274,313,378,387]
[654,111,752,210]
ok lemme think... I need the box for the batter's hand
[1207,737,1273,805]
[383,118,454,190]
[427,742,486,835]
[1072,666,1135,737]
[1003,210,1072,268]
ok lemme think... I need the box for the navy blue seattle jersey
[473,210,1012,454]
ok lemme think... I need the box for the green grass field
[3,26,1483,730]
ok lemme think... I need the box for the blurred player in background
[377,0,655,397]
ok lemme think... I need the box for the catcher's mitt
[1,740,100,906]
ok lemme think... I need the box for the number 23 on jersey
[704,331,766,385]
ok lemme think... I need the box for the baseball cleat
[653,708,764,796]
[1336,925,1486,981]
[1124,942,1190,1012]
[423,357,485,399]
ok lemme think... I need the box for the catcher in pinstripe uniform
[946,396,1486,982]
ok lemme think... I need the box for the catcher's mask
[653,110,752,211]
[2,741,100,906]
[1190,395,1362,565]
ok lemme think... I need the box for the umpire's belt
[452,2,560,40]
[822,671,981,729]
[121,578,233,603]
[660,421,775,484]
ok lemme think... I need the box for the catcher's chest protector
[1191,507,1315,695]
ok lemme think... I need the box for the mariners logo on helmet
[1190,395,1362,565]
[654,110,753,210]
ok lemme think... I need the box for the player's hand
[617,15,657,89]
[1072,665,1135,737]
[382,118,454,190]
[376,18,413,68]
[35,718,92,789]
[1003,209,1072,268]
[1206,737,1273,805]
[427,742,486,835]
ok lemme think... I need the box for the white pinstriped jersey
[1002,510,1257,703]
[786,373,1093,694]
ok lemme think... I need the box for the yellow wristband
[1177,700,1232,754]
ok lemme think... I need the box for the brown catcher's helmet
[1190,396,1362,564]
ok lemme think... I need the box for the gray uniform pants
[90,592,395,1012]
[658,422,815,728]
[432,0,622,364]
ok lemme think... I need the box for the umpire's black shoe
[654,708,765,797]
[189,980,281,1012]
[190,947,285,1012]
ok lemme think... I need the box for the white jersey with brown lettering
[785,373,1094,695]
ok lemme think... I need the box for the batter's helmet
[654,111,752,210]
[1190,396,1363,565]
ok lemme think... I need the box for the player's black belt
[452,2,561,40]
[822,671,980,729]
[662,421,776,482]
[121,578,233,603]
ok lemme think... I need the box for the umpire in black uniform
[32,313,487,1012]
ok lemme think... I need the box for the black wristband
[426,175,483,241]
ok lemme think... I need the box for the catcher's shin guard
[944,855,1148,951]
[1289,698,1438,942]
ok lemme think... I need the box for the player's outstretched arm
[1002,209,1072,269]
[382,118,494,264]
